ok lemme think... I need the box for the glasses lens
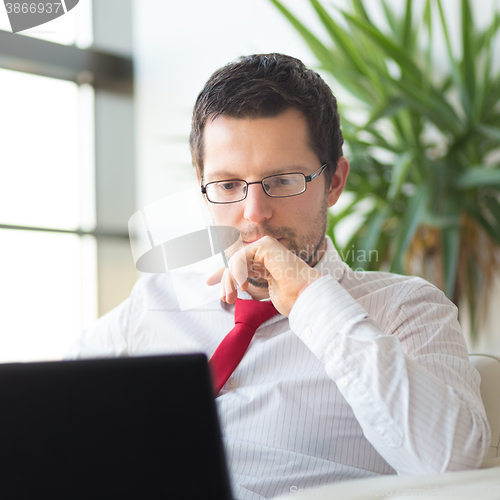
[264,174,305,197]
[206,180,247,203]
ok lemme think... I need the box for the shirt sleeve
[288,274,491,474]
[64,275,149,359]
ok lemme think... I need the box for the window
[0,0,135,362]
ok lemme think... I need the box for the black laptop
[0,354,233,499]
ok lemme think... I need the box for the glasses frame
[200,164,328,204]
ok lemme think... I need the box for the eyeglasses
[201,164,327,204]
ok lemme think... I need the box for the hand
[206,236,322,316]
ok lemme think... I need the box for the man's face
[200,108,347,292]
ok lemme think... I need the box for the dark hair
[189,53,343,189]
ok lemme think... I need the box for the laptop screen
[0,354,233,500]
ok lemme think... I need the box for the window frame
[0,0,136,320]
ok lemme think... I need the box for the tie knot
[234,298,278,329]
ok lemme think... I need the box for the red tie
[209,298,278,395]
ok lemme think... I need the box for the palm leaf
[387,77,462,135]
[387,152,413,201]
[455,167,500,189]
[341,11,422,83]
[309,0,385,97]
[268,0,334,73]
[475,125,500,141]
[460,0,476,110]
[436,0,472,116]
[402,0,414,50]
[357,206,392,270]
[380,0,401,38]
[391,185,429,274]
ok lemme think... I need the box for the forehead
[202,108,318,180]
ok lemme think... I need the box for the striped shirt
[67,237,491,500]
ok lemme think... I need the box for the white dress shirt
[67,237,491,500]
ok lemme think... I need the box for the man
[69,54,490,500]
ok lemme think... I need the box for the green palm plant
[270,0,500,342]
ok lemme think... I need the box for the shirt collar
[314,235,347,284]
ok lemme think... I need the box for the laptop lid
[0,354,233,500]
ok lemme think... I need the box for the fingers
[222,249,250,302]
[206,267,224,286]
[206,246,252,303]
[232,249,250,288]
[206,237,283,302]
[206,267,238,302]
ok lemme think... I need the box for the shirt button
[304,327,313,337]
[226,378,237,389]
[341,377,349,387]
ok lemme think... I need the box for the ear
[196,170,213,212]
[326,157,350,208]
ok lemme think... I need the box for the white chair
[469,354,500,468]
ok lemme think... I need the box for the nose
[243,182,273,224]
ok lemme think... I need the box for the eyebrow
[203,165,308,183]
[203,170,241,181]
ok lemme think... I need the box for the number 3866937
[5,3,63,14]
